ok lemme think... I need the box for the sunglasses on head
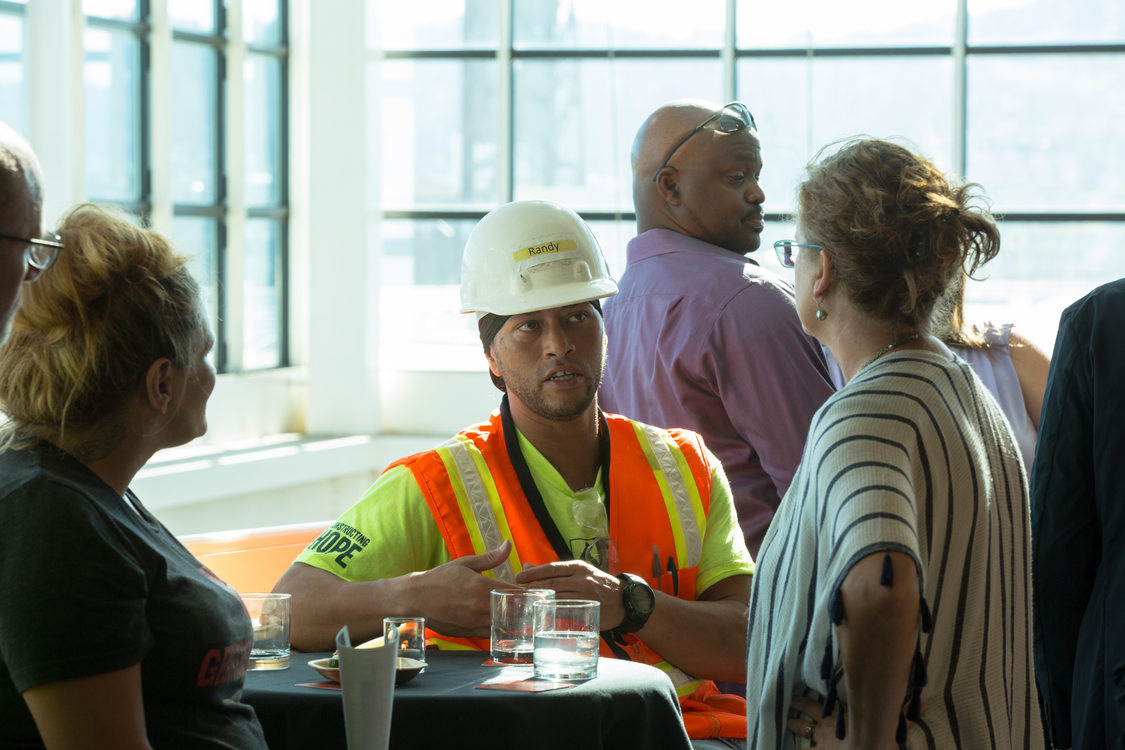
[650,102,757,182]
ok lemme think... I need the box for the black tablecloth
[243,650,693,750]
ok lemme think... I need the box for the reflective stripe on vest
[437,419,704,577]
[632,421,705,568]
[653,661,708,696]
[393,411,714,694]
[435,434,518,584]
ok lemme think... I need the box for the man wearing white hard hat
[277,200,754,745]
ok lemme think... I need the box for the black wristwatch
[615,573,656,634]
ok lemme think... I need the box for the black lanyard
[499,396,632,659]
[498,394,611,561]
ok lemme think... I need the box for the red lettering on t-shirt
[197,648,222,686]
[196,637,253,687]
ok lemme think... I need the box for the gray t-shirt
[0,443,267,749]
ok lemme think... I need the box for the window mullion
[27,0,83,221]
[953,0,968,177]
[225,0,246,373]
[722,0,736,101]
[148,0,172,230]
[498,0,513,202]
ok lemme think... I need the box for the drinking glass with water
[532,599,600,680]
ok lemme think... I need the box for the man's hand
[406,540,518,637]
[515,560,625,630]
[277,542,520,651]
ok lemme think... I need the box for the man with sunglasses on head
[278,200,755,748]
[600,100,839,558]
[0,121,59,345]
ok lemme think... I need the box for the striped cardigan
[746,347,1044,750]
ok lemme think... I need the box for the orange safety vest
[387,409,747,740]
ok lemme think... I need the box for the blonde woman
[0,204,266,749]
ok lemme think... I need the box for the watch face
[617,574,655,633]
[626,579,655,614]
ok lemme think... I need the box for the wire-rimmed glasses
[650,102,758,182]
[0,230,63,272]
[773,239,823,269]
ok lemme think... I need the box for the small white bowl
[394,656,426,685]
[307,657,341,683]
[306,656,425,686]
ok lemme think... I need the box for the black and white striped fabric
[746,348,1044,750]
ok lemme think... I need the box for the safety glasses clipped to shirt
[570,488,618,572]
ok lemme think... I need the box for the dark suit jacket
[1031,277,1125,750]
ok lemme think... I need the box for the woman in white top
[746,138,1044,750]
[932,272,1050,468]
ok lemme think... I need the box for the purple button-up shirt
[600,229,837,556]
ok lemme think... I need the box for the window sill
[133,432,441,512]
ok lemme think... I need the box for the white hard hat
[460,200,618,318]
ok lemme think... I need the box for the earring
[815,300,828,321]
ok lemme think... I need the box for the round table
[243,649,693,750]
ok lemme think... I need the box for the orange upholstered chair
[179,520,330,594]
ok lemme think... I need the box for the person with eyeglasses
[599,100,839,559]
[746,139,1044,749]
[0,204,267,749]
[277,200,755,748]
[0,121,59,346]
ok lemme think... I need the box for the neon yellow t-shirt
[295,428,754,596]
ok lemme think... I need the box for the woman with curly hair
[0,204,266,749]
[746,139,1043,749]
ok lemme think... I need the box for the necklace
[863,332,923,371]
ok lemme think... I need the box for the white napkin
[335,625,398,750]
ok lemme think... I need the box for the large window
[4,2,1124,442]
[78,0,289,374]
[375,0,1125,368]
[242,0,288,370]
[168,2,225,368]
[3,0,295,447]
[84,1,145,212]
